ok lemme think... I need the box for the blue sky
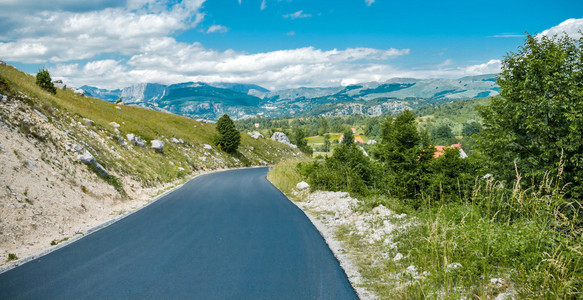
[0,0,581,90]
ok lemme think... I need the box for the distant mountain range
[81,74,499,119]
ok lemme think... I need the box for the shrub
[35,68,56,94]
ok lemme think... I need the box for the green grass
[266,159,310,201]
[268,160,583,299]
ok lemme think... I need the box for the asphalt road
[0,167,357,299]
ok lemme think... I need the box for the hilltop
[82,75,499,119]
[0,64,302,266]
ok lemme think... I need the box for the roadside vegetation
[269,34,583,298]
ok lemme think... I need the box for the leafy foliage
[35,68,56,94]
[215,114,241,154]
[477,34,583,198]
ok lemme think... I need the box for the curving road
[0,167,357,299]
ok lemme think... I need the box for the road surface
[0,167,357,299]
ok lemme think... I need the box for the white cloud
[50,42,500,91]
[462,59,501,75]
[365,0,375,6]
[283,10,312,19]
[538,18,583,39]
[0,0,206,62]
[438,59,454,68]
[260,0,266,10]
[206,25,229,33]
[51,38,411,90]
[287,31,296,36]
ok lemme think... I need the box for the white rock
[78,150,96,165]
[171,138,180,144]
[199,156,207,162]
[271,132,297,148]
[82,118,94,125]
[490,278,503,285]
[23,160,34,170]
[296,181,309,190]
[366,139,377,145]
[151,140,164,153]
[72,144,83,152]
[109,122,120,128]
[203,144,212,150]
[177,167,185,171]
[250,131,264,140]
[74,89,85,96]
[115,106,121,110]
[393,253,403,261]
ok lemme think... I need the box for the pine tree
[215,114,240,153]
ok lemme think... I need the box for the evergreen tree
[342,129,354,146]
[215,114,240,154]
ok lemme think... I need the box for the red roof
[433,144,462,158]
[338,135,364,143]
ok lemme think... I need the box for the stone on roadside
[77,150,108,176]
[296,181,309,190]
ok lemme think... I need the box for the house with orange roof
[433,144,468,159]
[338,135,365,144]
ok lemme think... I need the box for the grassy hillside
[0,64,301,191]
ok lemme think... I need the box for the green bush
[477,34,583,199]
[35,68,56,94]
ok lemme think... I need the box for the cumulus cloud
[49,42,500,91]
[283,10,312,19]
[538,18,583,39]
[206,25,229,33]
[462,59,501,75]
[49,38,411,90]
[0,0,503,91]
[0,0,206,62]
[365,0,375,6]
